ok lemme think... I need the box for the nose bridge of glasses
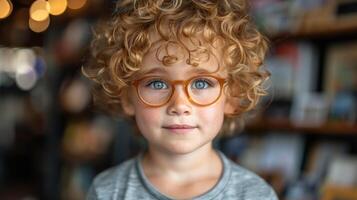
[171,80,186,86]
[170,80,188,93]
[169,79,190,100]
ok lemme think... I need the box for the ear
[224,97,239,115]
[121,89,135,116]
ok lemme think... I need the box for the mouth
[163,124,197,129]
[162,124,198,134]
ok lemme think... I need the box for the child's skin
[121,35,236,199]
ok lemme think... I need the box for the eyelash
[192,79,213,88]
[145,79,168,89]
[144,78,214,88]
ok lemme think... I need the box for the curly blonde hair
[83,0,269,136]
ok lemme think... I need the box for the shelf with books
[253,0,357,42]
[242,1,357,199]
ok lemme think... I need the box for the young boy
[84,0,277,199]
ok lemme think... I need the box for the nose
[166,85,192,116]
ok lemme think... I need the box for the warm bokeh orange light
[29,16,50,33]
[48,0,67,16]
[67,0,87,10]
[30,0,50,21]
[0,0,13,19]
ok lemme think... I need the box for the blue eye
[147,80,168,89]
[192,79,211,89]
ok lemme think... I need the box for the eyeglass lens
[137,76,221,106]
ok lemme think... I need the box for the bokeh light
[60,79,91,113]
[34,56,47,77]
[16,48,36,68]
[29,16,50,33]
[0,0,13,19]
[15,66,38,90]
[48,0,67,16]
[30,0,50,21]
[14,49,38,90]
[67,0,87,10]
[0,47,47,89]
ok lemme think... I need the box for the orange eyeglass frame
[132,75,227,107]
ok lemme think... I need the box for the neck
[142,143,221,181]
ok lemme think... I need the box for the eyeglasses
[132,75,226,107]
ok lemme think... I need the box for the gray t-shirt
[87,151,278,200]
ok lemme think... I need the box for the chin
[163,141,208,155]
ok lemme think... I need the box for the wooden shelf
[246,118,357,135]
[268,2,357,42]
[268,25,357,44]
[321,184,357,200]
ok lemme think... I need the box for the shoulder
[87,157,137,199]
[225,158,278,200]
[94,158,135,186]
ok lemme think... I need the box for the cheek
[198,103,225,130]
[135,105,162,130]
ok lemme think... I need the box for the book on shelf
[324,42,357,124]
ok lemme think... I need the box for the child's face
[123,40,234,155]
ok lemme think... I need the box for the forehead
[139,32,226,77]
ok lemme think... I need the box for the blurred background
[0,0,356,200]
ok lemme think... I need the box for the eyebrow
[140,67,217,76]
[188,68,218,74]
[140,68,167,75]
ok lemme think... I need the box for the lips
[162,124,197,134]
[163,124,197,129]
